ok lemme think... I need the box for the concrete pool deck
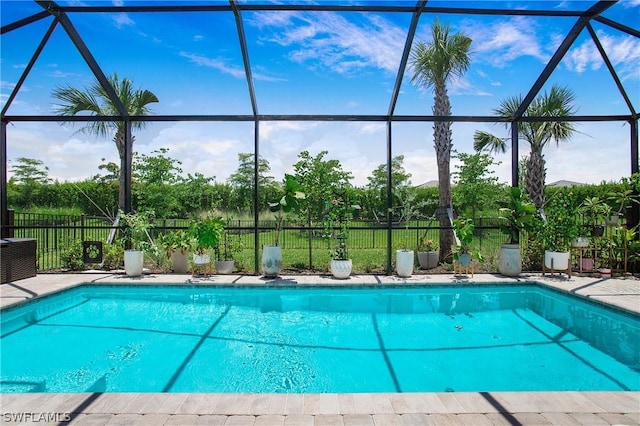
[1,272,639,425]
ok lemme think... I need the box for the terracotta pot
[581,258,594,271]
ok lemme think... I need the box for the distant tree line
[7,150,628,224]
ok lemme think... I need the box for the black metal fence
[6,211,507,272]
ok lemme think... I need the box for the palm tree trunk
[433,83,454,262]
[526,149,546,210]
[115,131,135,211]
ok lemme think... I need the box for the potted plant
[120,209,155,277]
[417,236,439,270]
[189,215,225,273]
[214,226,243,274]
[263,174,305,277]
[541,191,579,273]
[324,187,358,279]
[607,188,639,225]
[452,217,483,269]
[579,196,606,237]
[156,229,193,273]
[497,187,537,276]
[579,248,595,272]
[393,187,424,277]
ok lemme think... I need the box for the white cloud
[7,126,117,182]
[250,11,406,75]
[465,16,551,67]
[142,123,249,183]
[180,52,285,82]
[260,121,318,141]
[180,52,246,79]
[450,76,492,96]
[111,13,134,29]
[564,31,640,80]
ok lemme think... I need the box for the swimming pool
[1,283,638,393]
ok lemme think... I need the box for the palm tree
[52,73,159,211]
[410,19,472,261]
[473,85,577,210]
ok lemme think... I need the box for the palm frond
[473,130,508,154]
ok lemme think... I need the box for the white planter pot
[330,259,352,279]
[544,250,570,271]
[193,253,211,265]
[262,245,282,277]
[124,250,144,277]
[571,237,589,248]
[498,244,522,277]
[170,251,189,274]
[215,260,235,274]
[417,251,439,269]
[395,250,414,277]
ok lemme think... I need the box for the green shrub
[102,242,124,270]
[60,239,85,271]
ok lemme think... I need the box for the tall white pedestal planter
[262,245,282,277]
[498,244,522,277]
[124,250,144,277]
[395,250,414,277]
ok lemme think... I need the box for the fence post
[5,209,14,238]
[81,214,86,241]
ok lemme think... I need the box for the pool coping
[1,272,639,425]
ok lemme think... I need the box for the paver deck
[1,272,639,425]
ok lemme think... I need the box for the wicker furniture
[1,238,37,284]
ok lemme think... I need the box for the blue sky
[1,0,639,188]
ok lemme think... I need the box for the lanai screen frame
[1,0,638,274]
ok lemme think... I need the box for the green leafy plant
[579,196,607,236]
[541,191,579,252]
[268,174,306,246]
[214,229,244,261]
[607,188,639,216]
[189,215,225,255]
[102,241,124,270]
[393,186,426,250]
[120,209,155,251]
[156,229,193,259]
[498,187,537,244]
[417,237,438,252]
[60,239,85,271]
[324,188,358,260]
[452,218,482,261]
[579,196,606,225]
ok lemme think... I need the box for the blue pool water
[1,284,638,393]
